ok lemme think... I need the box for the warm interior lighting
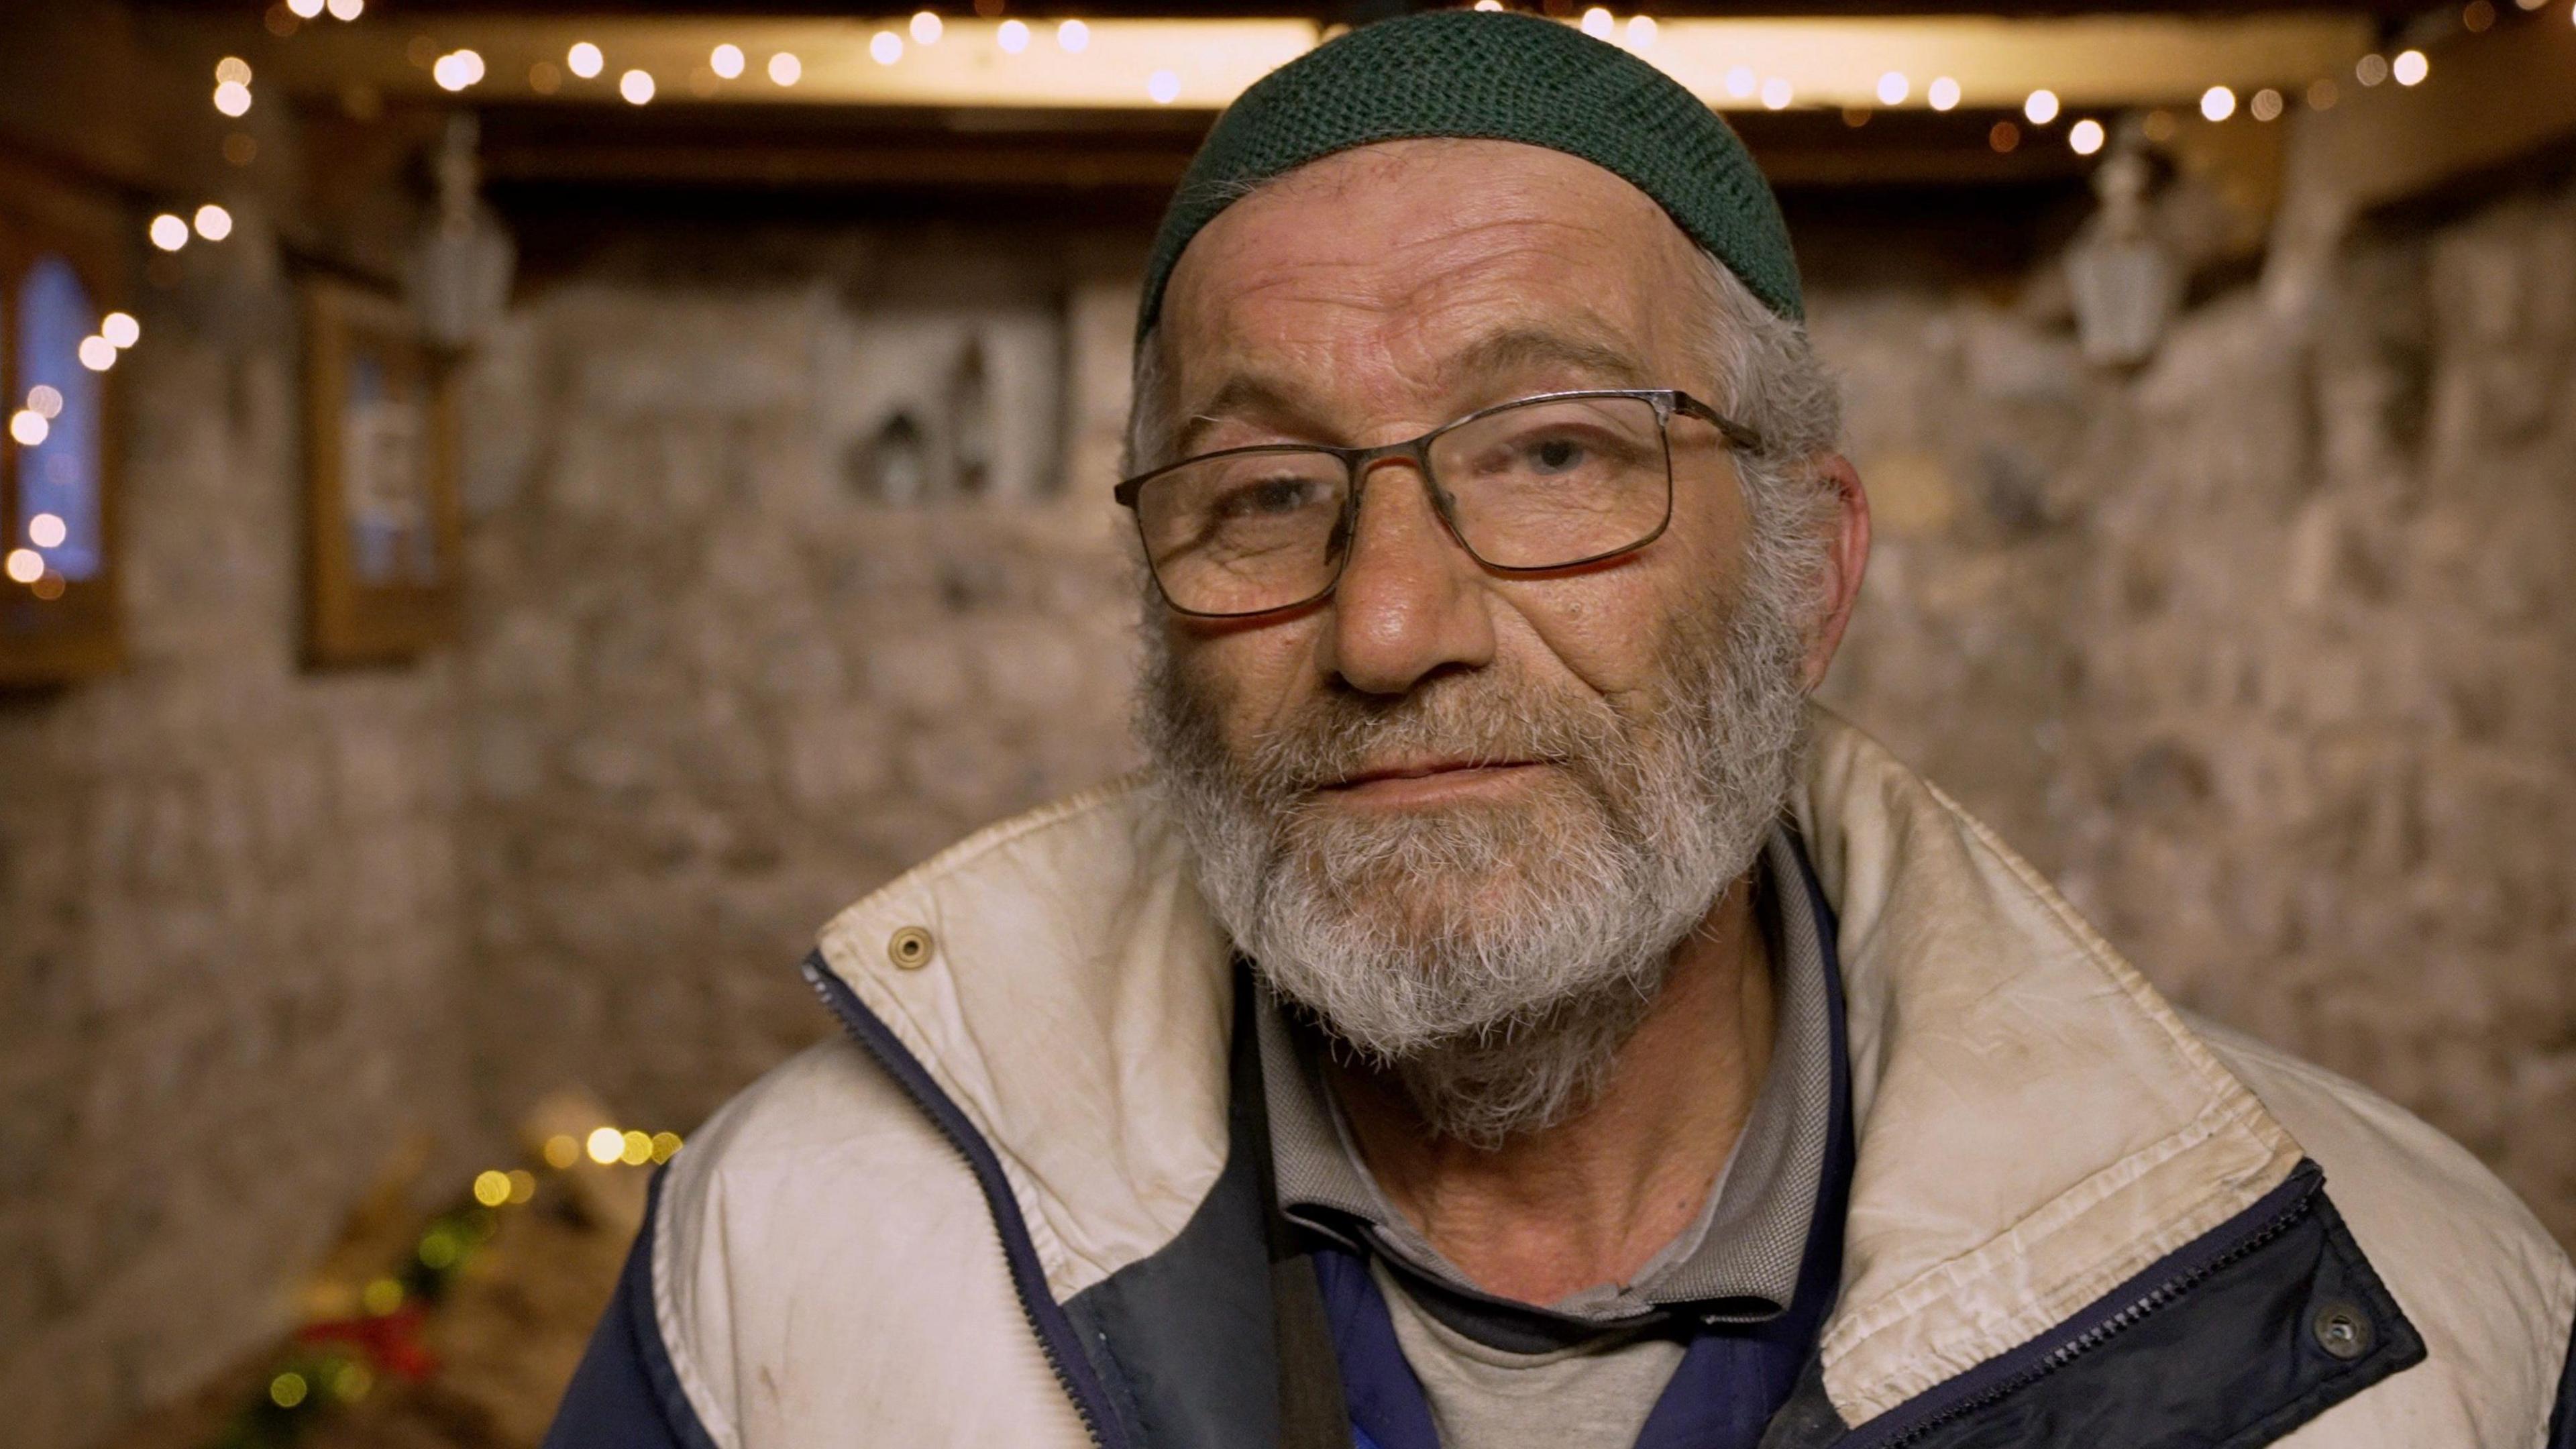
[2390,49,2428,86]
[2069,117,2106,154]
[567,42,604,78]
[769,51,802,85]
[1625,15,1656,48]
[1148,68,1181,103]
[325,0,362,19]
[5,549,44,585]
[194,203,233,241]
[619,68,655,103]
[1928,75,1962,111]
[998,19,1029,52]
[1057,19,1090,53]
[710,43,744,78]
[29,514,68,549]
[1760,76,1793,109]
[9,411,47,447]
[2355,53,2388,86]
[102,312,139,348]
[472,1170,512,1207]
[148,214,189,252]
[2024,89,2059,124]
[585,1126,624,1164]
[288,0,324,16]
[2251,87,2284,121]
[1723,65,1756,99]
[215,56,252,86]
[1876,71,1910,105]
[1580,7,1615,41]
[213,81,252,117]
[912,11,945,45]
[1475,0,1505,9]
[871,31,904,64]
[619,1130,653,1166]
[432,50,485,91]
[2200,84,2236,120]
[77,336,115,371]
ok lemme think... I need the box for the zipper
[798,953,1126,1449]
[1841,1163,2326,1449]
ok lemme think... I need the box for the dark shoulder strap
[1235,961,1357,1449]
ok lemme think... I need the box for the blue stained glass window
[17,256,103,581]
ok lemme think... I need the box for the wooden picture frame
[301,278,459,667]
[0,158,126,688]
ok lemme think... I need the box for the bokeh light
[567,42,604,79]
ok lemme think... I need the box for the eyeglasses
[1114,388,1762,619]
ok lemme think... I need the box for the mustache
[1236,672,1635,803]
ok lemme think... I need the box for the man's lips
[1320,759,1549,791]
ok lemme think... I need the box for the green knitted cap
[1136,8,1801,342]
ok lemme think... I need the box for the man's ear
[1801,453,1870,692]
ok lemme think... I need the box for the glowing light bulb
[997,19,1028,52]
[2200,85,2237,121]
[194,204,232,241]
[4,549,42,584]
[2024,89,2059,125]
[649,1132,684,1163]
[586,1126,624,1164]
[1148,69,1180,103]
[473,1171,512,1207]
[10,411,46,447]
[29,514,67,549]
[871,31,903,64]
[78,336,115,371]
[620,1130,653,1165]
[1760,76,1792,110]
[2068,118,2106,155]
[148,214,189,252]
[324,0,362,19]
[1057,19,1089,53]
[911,11,943,44]
[619,68,654,103]
[1876,71,1909,105]
[215,56,252,86]
[103,312,140,348]
[213,81,252,117]
[2391,49,2428,86]
[567,42,604,79]
[288,0,324,15]
[710,44,744,78]
[769,51,802,84]
[1475,1,1505,9]
[1928,76,1962,111]
[1580,7,1614,40]
[1625,15,1656,48]
[1723,65,1756,99]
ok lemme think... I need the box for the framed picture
[302,278,458,666]
[0,158,125,688]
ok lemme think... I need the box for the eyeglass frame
[1112,387,1766,620]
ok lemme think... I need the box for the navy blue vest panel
[542,1173,720,1449]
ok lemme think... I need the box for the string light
[871,31,903,64]
[213,81,252,117]
[148,214,189,252]
[215,57,252,87]
[1625,15,1656,48]
[431,50,484,91]
[710,44,744,79]
[10,411,47,447]
[103,312,139,348]
[1927,75,1961,111]
[1148,68,1181,104]
[997,19,1029,52]
[584,1126,623,1164]
[2200,85,2237,121]
[769,52,802,85]
[543,1134,580,1169]
[29,513,67,549]
[195,204,232,241]
[1580,7,1615,40]
[1876,71,1909,105]
[910,10,944,44]
[2251,87,2285,121]
[270,1373,309,1410]
[2068,117,2105,154]
[1057,19,1089,53]
[27,386,61,420]
[324,0,362,19]
[287,0,323,15]
[78,336,115,371]
[619,68,654,103]
[1723,65,1756,99]
[2024,89,2059,125]
[1760,76,1793,109]
[5,549,43,584]
[619,1130,653,1166]
[567,42,604,79]
[472,1171,512,1208]
[2391,49,2429,86]
[2355,53,2389,86]
[1475,1,1505,9]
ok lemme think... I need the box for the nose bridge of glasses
[1345,441,1464,543]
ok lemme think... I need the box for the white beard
[1138,538,1815,1148]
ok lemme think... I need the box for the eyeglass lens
[1135,394,1672,616]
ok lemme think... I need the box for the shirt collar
[1256,827,1846,1341]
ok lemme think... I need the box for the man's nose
[1319,458,1497,697]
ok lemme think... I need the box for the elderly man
[547,12,2575,1449]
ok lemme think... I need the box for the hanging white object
[2065,138,2180,368]
[407,113,515,350]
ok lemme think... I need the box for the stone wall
[0,262,473,1440]
[455,230,1146,1134]
[1814,171,2576,1246]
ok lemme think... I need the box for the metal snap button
[888,925,935,971]
[2311,1299,2372,1360]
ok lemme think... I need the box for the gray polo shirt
[1255,827,1836,1354]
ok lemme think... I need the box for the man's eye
[1522,435,1591,473]
[1213,476,1323,519]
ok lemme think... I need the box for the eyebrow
[1169,323,1659,460]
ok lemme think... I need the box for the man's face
[1138,140,1825,1140]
